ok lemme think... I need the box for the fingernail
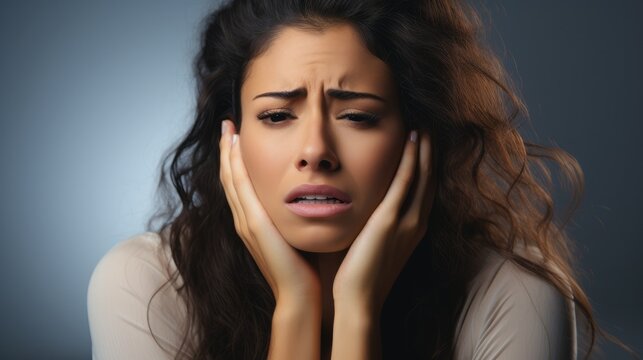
[221,120,227,135]
[409,130,418,143]
[232,134,238,145]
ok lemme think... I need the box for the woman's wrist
[269,297,322,360]
[333,291,383,317]
[273,294,322,321]
[331,303,382,360]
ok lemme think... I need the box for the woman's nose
[295,119,339,173]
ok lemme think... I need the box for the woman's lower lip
[285,202,352,218]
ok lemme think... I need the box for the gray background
[0,0,640,358]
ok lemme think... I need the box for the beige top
[88,232,577,359]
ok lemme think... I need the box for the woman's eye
[257,110,379,125]
[339,112,379,124]
[257,110,295,123]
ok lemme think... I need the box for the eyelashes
[257,109,294,123]
[256,109,380,125]
[340,112,379,123]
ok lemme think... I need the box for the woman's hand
[332,130,434,315]
[219,120,322,304]
[330,130,433,359]
[220,120,322,360]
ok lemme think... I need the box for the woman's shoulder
[453,247,577,360]
[88,232,177,298]
[87,232,192,359]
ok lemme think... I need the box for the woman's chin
[289,240,351,253]
[282,228,356,253]
[269,214,366,252]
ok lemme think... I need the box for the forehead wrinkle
[242,24,395,106]
[291,62,350,94]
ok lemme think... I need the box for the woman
[88,0,598,358]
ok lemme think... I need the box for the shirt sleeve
[454,256,576,360]
[87,233,192,360]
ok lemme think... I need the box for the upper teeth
[299,195,335,200]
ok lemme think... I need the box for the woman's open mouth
[291,195,346,204]
[285,185,352,218]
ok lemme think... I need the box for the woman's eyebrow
[252,88,386,103]
[253,88,306,100]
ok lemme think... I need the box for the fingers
[219,121,277,285]
[227,130,272,232]
[219,120,249,242]
[401,131,433,238]
[219,121,243,224]
[219,122,244,223]
[371,129,433,250]
[219,120,287,273]
[418,131,435,221]
[220,120,263,225]
[377,130,419,215]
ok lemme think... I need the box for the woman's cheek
[240,137,286,209]
[347,140,403,212]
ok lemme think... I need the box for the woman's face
[239,23,406,253]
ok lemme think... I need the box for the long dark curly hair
[147,0,601,358]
